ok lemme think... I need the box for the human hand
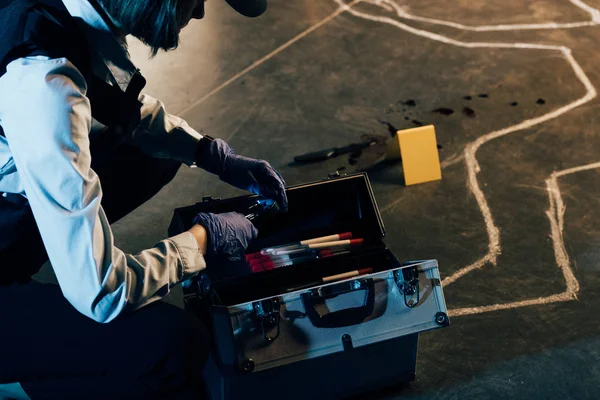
[192,212,258,261]
[197,139,288,211]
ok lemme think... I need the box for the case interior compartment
[170,174,385,250]
[170,174,395,306]
[212,246,399,307]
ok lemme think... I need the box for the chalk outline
[343,0,599,317]
[181,0,599,317]
[450,162,598,317]
[367,0,600,31]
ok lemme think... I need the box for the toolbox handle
[301,278,375,328]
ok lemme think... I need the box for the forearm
[187,224,208,255]
[0,57,206,322]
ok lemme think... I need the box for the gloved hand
[197,139,288,211]
[193,212,258,261]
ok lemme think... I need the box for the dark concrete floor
[110,0,600,398]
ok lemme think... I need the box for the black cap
[225,0,267,17]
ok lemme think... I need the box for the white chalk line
[178,0,362,116]
[546,161,600,301]
[174,0,597,317]
[571,0,600,22]
[439,152,465,170]
[367,0,599,31]
[371,1,598,207]
[554,160,600,177]
[446,62,595,286]
[340,0,599,315]
[354,0,596,283]
[451,161,600,317]
[449,293,576,317]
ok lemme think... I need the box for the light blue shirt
[0,2,212,397]
[0,0,207,327]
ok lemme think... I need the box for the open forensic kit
[169,172,449,400]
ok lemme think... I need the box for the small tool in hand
[245,198,280,222]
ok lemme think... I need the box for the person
[0,0,286,398]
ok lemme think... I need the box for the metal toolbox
[169,173,449,400]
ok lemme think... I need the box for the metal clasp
[394,267,420,308]
[252,298,281,343]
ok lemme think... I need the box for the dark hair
[97,0,182,56]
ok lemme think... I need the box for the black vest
[0,0,146,282]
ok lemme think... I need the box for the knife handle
[294,148,337,163]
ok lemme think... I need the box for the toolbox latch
[252,298,281,343]
[394,267,420,308]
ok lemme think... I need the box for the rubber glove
[193,212,258,261]
[197,139,288,211]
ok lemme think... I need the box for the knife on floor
[294,140,377,163]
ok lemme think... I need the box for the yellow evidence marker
[386,125,442,186]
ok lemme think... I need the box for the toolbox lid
[234,172,386,257]
[169,172,387,282]
[170,172,386,248]
[280,172,386,239]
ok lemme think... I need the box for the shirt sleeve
[0,56,206,323]
[126,93,202,166]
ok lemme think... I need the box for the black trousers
[0,139,209,399]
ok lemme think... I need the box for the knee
[135,305,210,396]
[155,306,210,369]
[177,311,211,369]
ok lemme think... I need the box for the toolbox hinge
[326,170,347,180]
[201,195,222,202]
